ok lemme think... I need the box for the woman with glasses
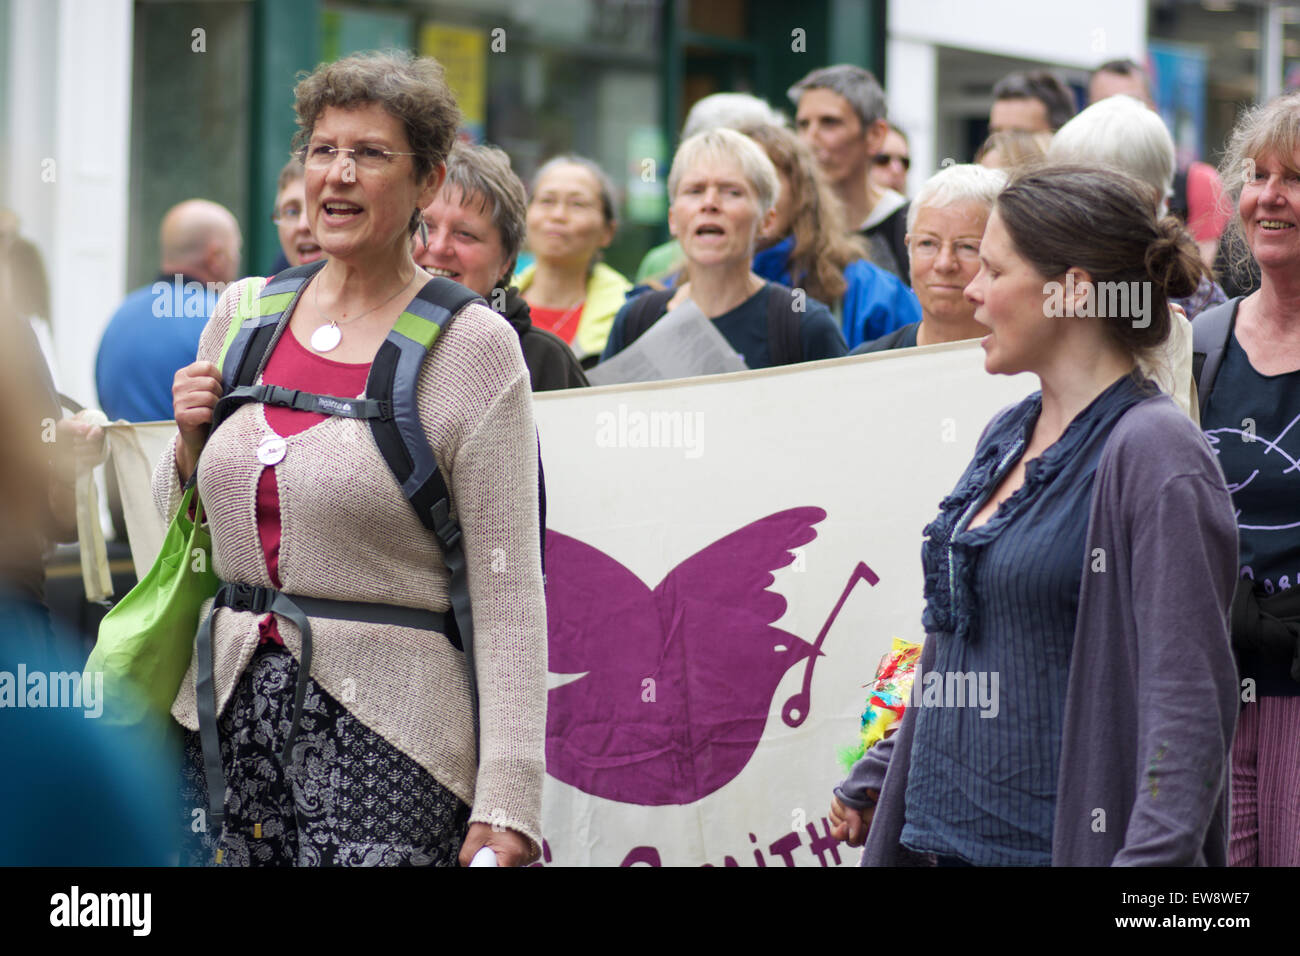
[514,155,631,366]
[851,163,1005,353]
[269,159,323,268]
[159,51,546,867]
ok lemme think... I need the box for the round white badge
[311,322,342,353]
[257,437,287,466]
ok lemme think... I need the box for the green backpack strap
[209,262,327,432]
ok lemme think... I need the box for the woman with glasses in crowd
[269,159,323,269]
[514,155,631,367]
[851,163,1005,354]
[162,51,546,868]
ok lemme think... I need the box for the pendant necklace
[310,271,413,353]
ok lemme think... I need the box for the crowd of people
[5,45,1299,868]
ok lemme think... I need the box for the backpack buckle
[225,582,272,614]
[429,500,461,550]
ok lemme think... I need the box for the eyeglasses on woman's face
[297,143,417,172]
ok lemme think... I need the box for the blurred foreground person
[852,163,1005,353]
[1195,89,1300,867]
[0,308,176,866]
[414,142,587,390]
[516,155,630,366]
[834,166,1238,866]
[601,128,846,369]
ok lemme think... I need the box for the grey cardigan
[844,393,1240,866]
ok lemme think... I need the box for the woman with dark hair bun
[833,165,1240,866]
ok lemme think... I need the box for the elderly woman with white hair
[1048,94,1226,320]
[601,127,847,369]
[851,163,1006,353]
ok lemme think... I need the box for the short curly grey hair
[292,49,462,235]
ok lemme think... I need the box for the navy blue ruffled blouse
[901,373,1155,865]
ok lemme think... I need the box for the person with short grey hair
[681,91,787,141]
[602,127,847,370]
[634,92,788,282]
[1048,95,1224,321]
[788,64,910,285]
[413,142,587,391]
[852,163,1005,354]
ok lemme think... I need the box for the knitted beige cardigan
[153,276,548,853]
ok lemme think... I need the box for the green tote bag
[86,485,218,726]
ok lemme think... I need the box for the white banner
[105,344,1038,867]
[532,343,1034,866]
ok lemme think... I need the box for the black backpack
[1191,298,1238,418]
[620,283,805,366]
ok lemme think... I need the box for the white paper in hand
[470,846,499,867]
[587,298,749,386]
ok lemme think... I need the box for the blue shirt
[752,236,920,349]
[95,275,220,421]
[902,374,1154,865]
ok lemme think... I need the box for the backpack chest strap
[214,384,392,423]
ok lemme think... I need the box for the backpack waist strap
[195,581,453,848]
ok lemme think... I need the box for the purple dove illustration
[545,506,878,806]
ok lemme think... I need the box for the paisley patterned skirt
[179,643,470,866]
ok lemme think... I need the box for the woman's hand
[459,821,535,867]
[829,790,878,847]
[172,360,223,482]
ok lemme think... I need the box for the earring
[418,216,429,247]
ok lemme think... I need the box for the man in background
[989,69,1077,134]
[789,65,910,285]
[95,199,241,422]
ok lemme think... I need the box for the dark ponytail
[996,164,1207,363]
